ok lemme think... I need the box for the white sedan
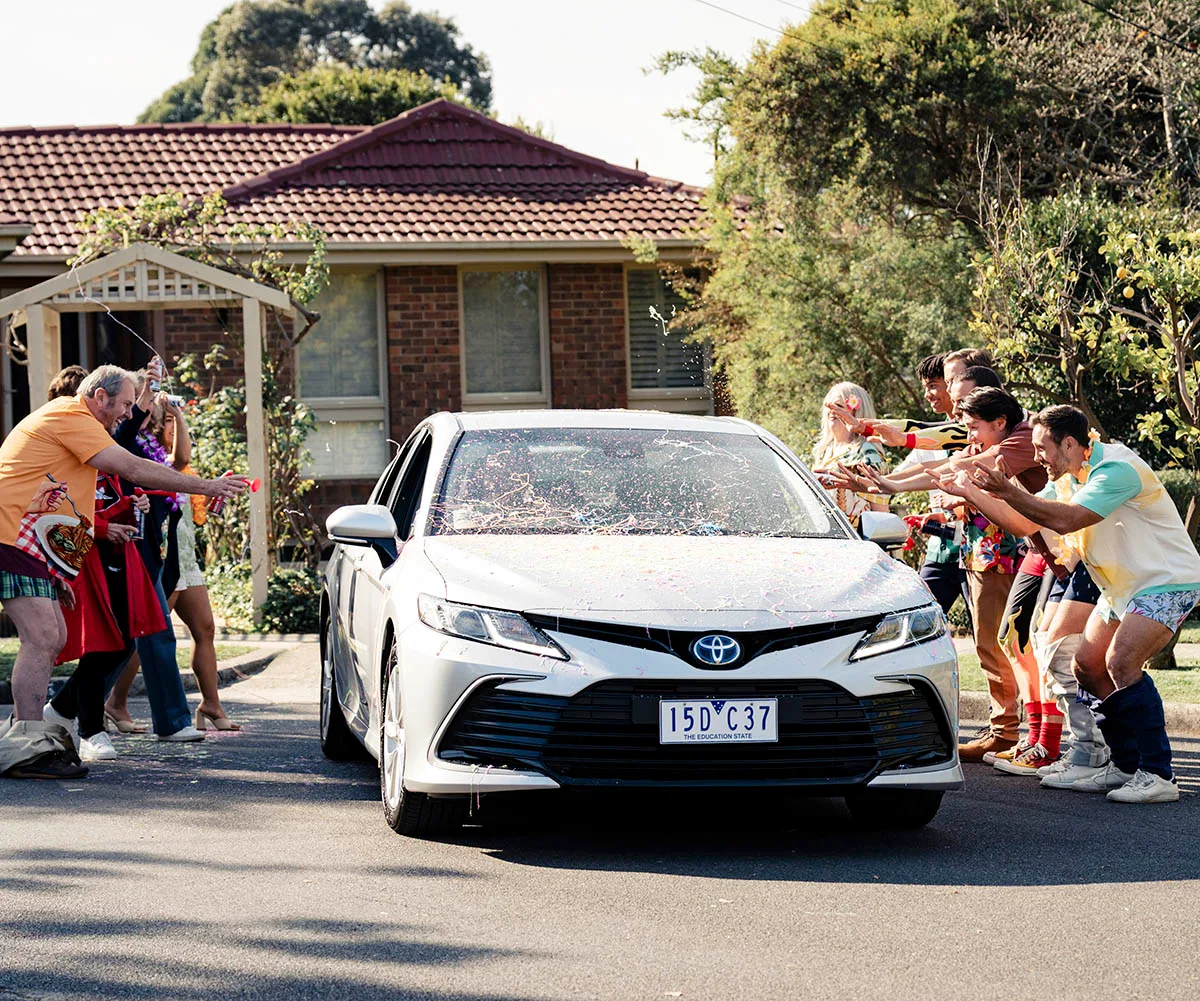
[320,410,962,837]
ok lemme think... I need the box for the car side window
[389,434,433,541]
[369,438,414,505]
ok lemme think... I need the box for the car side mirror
[326,504,399,568]
[859,511,909,550]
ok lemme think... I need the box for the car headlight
[417,594,569,660]
[849,605,946,660]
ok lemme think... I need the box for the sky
[2,0,810,187]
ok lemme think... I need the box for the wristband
[861,422,875,437]
[905,432,917,449]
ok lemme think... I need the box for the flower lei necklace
[135,433,182,511]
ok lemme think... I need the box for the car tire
[844,789,944,830]
[319,616,363,761]
[379,643,467,839]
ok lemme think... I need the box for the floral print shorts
[1125,588,1200,632]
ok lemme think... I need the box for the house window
[459,267,549,408]
[298,270,389,479]
[626,268,710,413]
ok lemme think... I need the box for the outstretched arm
[89,445,246,499]
[828,458,950,494]
[955,459,1103,536]
[935,470,1041,537]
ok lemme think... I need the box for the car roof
[446,409,760,435]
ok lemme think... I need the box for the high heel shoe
[194,707,242,731]
[103,709,147,734]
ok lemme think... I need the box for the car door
[332,442,410,726]
[348,430,433,707]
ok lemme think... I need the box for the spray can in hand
[208,471,236,515]
[147,355,164,393]
[207,472,261,515]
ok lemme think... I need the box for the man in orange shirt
[0,364,247,780]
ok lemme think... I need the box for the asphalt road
[2,643,1199,1001]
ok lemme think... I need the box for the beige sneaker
[959,731,1018,763]
[994,743,1056,776]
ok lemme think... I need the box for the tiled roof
[0,101,708,257]
[0,123,357,256]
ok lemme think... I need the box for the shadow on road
[0,914,539,1001]
[5,701,1197,898]
[0,858,538,1000]
[0,705,379,824]
[452,734,1200,887]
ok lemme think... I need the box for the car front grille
[523,612,884,670]
[437,678,952,787]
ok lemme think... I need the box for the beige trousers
[966,570,1020,739]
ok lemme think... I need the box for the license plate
[658,698,778,744]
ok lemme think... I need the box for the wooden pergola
[0,243,295,610]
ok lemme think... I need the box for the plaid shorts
[0,569,57,602]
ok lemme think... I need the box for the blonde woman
[104,392,241,732]
[811,382,889,530]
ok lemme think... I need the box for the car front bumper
[397,620,963,796]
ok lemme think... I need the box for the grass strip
[0,640,258,684]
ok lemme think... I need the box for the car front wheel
[379,643,467,838]
[844,789,944,830]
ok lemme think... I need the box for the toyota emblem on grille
[692,634,742,666]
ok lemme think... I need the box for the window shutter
[297,271,388,479]
[298,272,380,399]
[462,270,543,395]
[627,270,705,390]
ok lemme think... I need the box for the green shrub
[947,597,971,636]
[260,566,322,634]
[206,563,321,633]
[207,563,255,632]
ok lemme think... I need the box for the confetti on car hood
[422,535,928,630]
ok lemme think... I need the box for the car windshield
[429,427,840,538]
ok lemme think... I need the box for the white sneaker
[1041,760,1132,792]
[1106,769,1180,804]
[42,702,79,748]
[157,725,205,743]
[1038,756,1071,778]
[79,732,118,762]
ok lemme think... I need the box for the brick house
[0,99,715,517]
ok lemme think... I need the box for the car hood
[421,535,929,630]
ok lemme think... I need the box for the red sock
[1025,705,1043,748]
[1039,701,1064,757]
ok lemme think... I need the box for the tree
[655,0,1200,456]
[237,64,467,124]
[140,0,491,123]
[991,0,1200,202]
[971,187,1200,524]
[728,0,1027,220]
[687,183,974,455]
[710,0,1200,220]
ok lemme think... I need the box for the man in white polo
[941,404,1200,803]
